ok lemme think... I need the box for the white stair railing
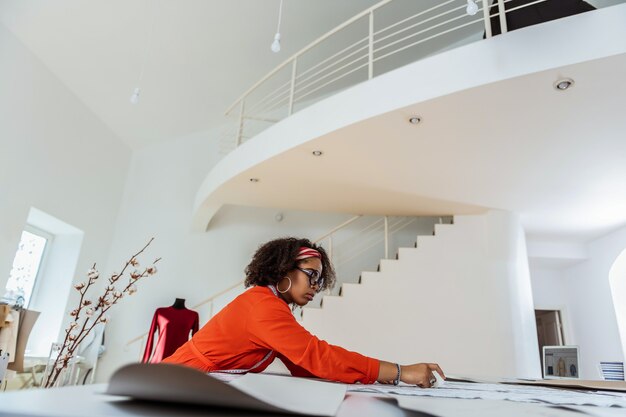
[124,214,450,351]
[314,215,451,298]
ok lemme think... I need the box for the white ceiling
[3,1,625,243]
[1,0,618,150]
[0,0,383,148]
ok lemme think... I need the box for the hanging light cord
[275,0,284,35]
[136,0,158,86]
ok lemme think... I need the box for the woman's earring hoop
[277,277,292,294]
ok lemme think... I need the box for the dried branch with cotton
[43,238,160,388]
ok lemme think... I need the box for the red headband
[296,247,321,260]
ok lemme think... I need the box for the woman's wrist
[377,361,399,384]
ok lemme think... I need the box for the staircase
[300,210,542,379]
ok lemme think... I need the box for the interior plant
[43,238,160,388]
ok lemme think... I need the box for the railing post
[368,10,374,79]
[328,236,333,262]
[496,0,508,34]
[384,216,389,259]
[482,0,492,38]
[139,335,147,361]
[235,99,245,147]
[288,58,298,116]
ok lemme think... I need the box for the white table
[1,384,625,417]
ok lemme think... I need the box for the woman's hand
[401,363,445,387]
[378,361,445,387]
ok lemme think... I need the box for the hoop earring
[277,277,292,294]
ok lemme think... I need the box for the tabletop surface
[1,383,625,417]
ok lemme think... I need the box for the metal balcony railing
[218,0,614,155]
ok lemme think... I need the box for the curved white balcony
[193,3,626,235]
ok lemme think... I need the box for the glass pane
[4,230,47,308]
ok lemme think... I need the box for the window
[4,226,50,308]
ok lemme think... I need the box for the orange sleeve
[276,352,317,378]
[247,298,379,384]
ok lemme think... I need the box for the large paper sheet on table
[393,396,585,417]
[106,363,346,416]
[446,374,626,392]
[347,380,626,407]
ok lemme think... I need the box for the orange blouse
[163,286,379,384]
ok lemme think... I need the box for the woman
[164,237,444,387]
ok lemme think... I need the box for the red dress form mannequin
[142,298,199,364]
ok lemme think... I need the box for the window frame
[6,224,53,309]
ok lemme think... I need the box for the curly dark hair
[244,237,335,292]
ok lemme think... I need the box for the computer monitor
[543,345,579,379]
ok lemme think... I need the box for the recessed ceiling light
[409,116,422,125]
[249,178,259,183]
[312,150,323,156]
[554,78,574,91]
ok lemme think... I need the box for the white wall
[302,210,541,379]
[0,22,131,352]
[27,232,84,357]
[94,129,393,381]
[530,267,570,312]
[563,225,626,379]
[529,266,576,347]
[527,225,626,379]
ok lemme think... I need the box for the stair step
[360,271,382,285]
[416,235,436,248]
[319,295,342,310]
[379,258,397,272]
[434,223,455,236]
[300,306,323,321]
[398,247,418,259]
[340,283,362,298]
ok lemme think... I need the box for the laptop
[543,345,579,379]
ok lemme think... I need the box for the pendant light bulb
[271,32,281,53]
[466,0,479,15]
[271,0,284,53]
[130,87,141,105]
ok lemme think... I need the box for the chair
[72,322,106,385]
[16,361,46,389]
[7,309,41,373]
[599,361,624,381]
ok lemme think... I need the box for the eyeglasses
[296,267,324,291]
